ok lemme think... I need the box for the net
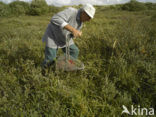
[55,33,84,71]
[56,55,85,71]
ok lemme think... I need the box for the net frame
[56,34,84,71]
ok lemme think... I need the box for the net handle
[65,33,71,69]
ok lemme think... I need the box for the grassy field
[0,4,156,117]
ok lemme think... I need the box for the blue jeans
[42,44,79,68]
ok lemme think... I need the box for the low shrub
[121,0,147,11]
[28,0,49,16]
[0,0,60,16]
[145,2,156,10]
[9,1,30,16]
[0,2,11,16]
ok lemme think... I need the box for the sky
[0,0,156,6]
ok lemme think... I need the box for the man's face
[80,11,91,22]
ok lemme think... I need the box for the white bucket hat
[82,4,96,19]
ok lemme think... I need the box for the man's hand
[64,24,82,38]
[72,29,82,38]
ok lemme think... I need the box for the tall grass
[0,2,156,117]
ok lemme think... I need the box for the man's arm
[64,24,82,38]
[51,7,82,38]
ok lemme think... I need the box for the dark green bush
[28,0,49,16]
[9,1,30,16]
[145,2,156,10]
[0,1,60,16]
[0,2,11,16]
[121,0,147,11]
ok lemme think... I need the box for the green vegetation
[0,0,61,16]
[121,0,156,11]
[0,0,156,117]
[121,0,147,11]
[9,1,30,16]
[28,0,49,16]
[0,2,10,16]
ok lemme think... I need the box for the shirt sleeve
[51,7,76,28]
